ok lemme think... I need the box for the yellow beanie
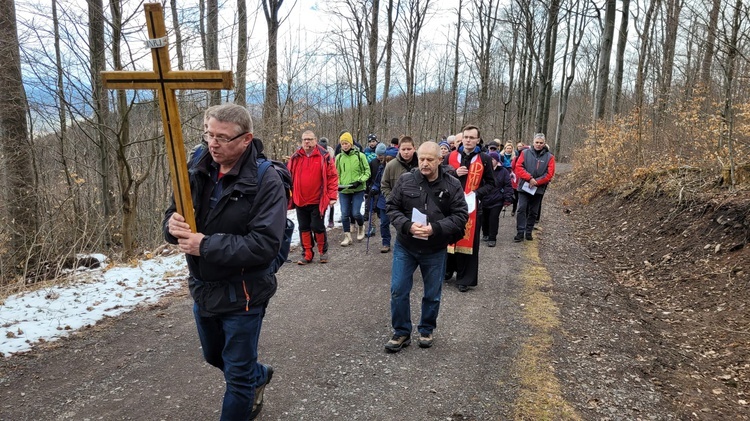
[339,132,353,145]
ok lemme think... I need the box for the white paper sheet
[465,191,476,213]
[521,182,537,195]
[411,208,428,240]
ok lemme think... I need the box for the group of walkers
[164,101,556,419]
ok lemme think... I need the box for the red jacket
[287,145,339,215]
[514,146,555,195]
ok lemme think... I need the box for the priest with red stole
[443,125,496,292]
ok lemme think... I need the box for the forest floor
[559,167,750,419]
[1,164,749,420]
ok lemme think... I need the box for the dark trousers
[445,212,481,287]
[295,204,326,234]
[481,206,502,241]
[193,304,271,421]
[516,191,543,234]
[511,190,519,214]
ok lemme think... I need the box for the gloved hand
[350,180,361,189]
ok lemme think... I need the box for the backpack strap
[257,159,272,186]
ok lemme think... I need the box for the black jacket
[163,139,287,314]
[386,168,469,254]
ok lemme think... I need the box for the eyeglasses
[203,131,247,144]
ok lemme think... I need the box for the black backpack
[257,158,294,274]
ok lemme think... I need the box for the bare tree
[449,0,462,134]
[534,0,559,134]
[381,0,399,131]
[235,0,248,106]
[611,0,630,115]
[169,0,185,70]
[657,0,683,114]
[367,0,380,134]
[0,0,37,277]
[554,0,587,158]
[206,0,221,105]
[468,0,500,125]
[634,0,660,111]
[720,0,744,187]
[88,0,114,219]
[262,0,284,142]
[593,0,616,120]
[699,0,721,100]
[398,0,432,133]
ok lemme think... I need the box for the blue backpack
[189,144,293,274]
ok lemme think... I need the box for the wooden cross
[101,3,233,232]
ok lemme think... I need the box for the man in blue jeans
[385,142,468,352]
[164,104,286,420]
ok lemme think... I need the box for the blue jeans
[378,208,391,246]
[339,191,365,232]
[193,303,271,421]
[390,240,447,336]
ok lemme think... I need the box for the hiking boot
[458,285,469,292]
[481,235,489,242]
[487,240,496,247]
[327,221,334,229]
[525,232,533,241]
[250,366,274,420]
[319,253,329,263]
[356,224,366,241]
[297,258,313,265]
[513,232,524,242]
[384,334,411,353]
[380,245,390,253]
[341,232,352,247]
[418,333,434,348]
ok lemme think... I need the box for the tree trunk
[449,0,462,134]
[611,0,630,115]
[699,0,720,101]
[634,0,659,111]
[367,0,379,134]
[381,0,397,131]
[555,0,586,158]
[535,0,559,134]
[0,0,37,278]
[657,0,683,114]
[262,0,283,144]
[593,0,616,120]
[206,0,221,105]
[88,0,114,219]
[169,0,185,70]
[235,0,248,106]
[722,0,742,187]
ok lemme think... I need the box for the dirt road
[0,177,679,420]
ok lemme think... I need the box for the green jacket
[335,149,370,193]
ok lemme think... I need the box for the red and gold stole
[447,150,484,255]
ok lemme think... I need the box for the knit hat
[319,137,328,147]
[367,133,378,142]
[439,141,450,149]
[385,147,398,158]
[375,143,387,156]
[488,151,501,162]
[339,132,353,145]
[487,140,500,150]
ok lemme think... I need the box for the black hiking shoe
[525,232,533,241]
[487,240,496,247]
[513,232,524,242]
[384,334,411,353]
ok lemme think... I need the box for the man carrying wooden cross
[165,104,286,420]
[101,4,285,420]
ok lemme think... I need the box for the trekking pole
[365,193,374,254]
